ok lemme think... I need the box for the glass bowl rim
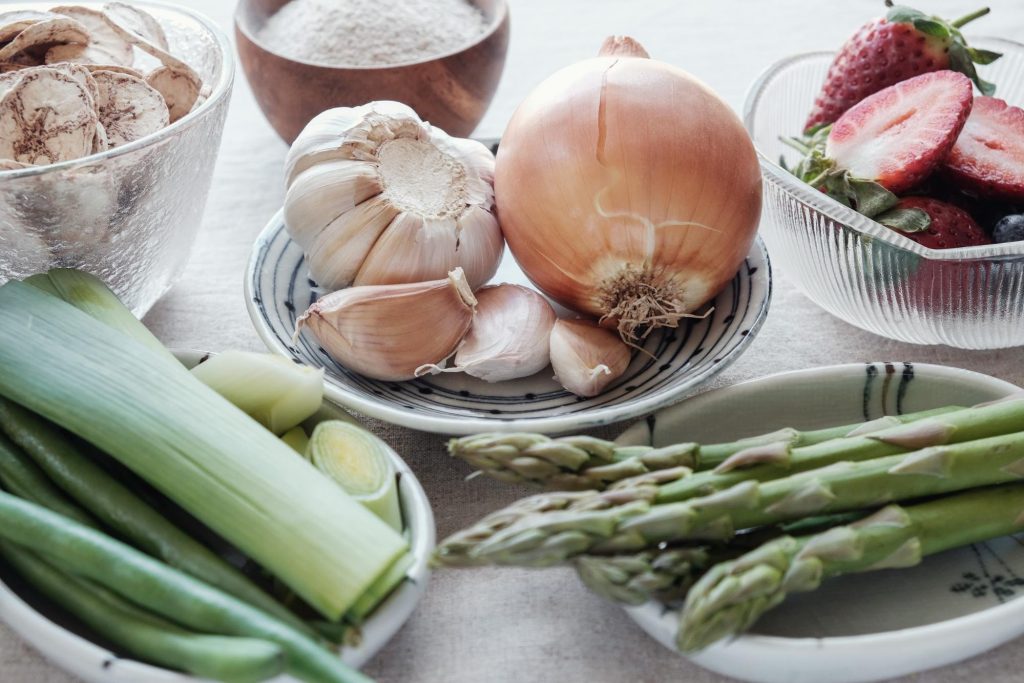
[0,0,235,180]
[743,37,1024,262]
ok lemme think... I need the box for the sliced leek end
[190,351,325,435]
[280,426,310,456]
[309,421,402,530]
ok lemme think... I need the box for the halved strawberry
[805,3,1000,133]
[883,196,991,248]
[825,71,973,195]
[943,96,1024,201]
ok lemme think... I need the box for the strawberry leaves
[783,126,901,218]
[884,2,1001,96]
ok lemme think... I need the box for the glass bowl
[0,1,234,316]
[744,38,1024,349]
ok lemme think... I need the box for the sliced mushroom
[92,69,168,147]
[0,17,90,62]
[103,2,168,50]
[80,62,143,78]
[48,6,133,66]
[91,118,108,153]
[0,64,98,106]
[145,64,199,123]
[0,10,54,44]
[0,158,32,170]
[0,68,97,165]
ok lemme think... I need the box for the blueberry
[993,215,1024,244]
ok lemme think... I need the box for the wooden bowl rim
[233,0,509,71]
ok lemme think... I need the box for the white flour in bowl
[257,0,489,67]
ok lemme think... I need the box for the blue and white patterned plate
[617,362,1024,683]
[245,210,772,434]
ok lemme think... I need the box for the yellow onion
[494,36,761,342]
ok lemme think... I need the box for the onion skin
[494,39,762,339]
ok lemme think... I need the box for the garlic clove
[307,195,400,290]
[353,211,450,287]
[450,284,556,382]
[549,319,632,397]
[296,267,477,382]
[452,205,504,290]
[284,158,381,251]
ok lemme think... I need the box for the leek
[24,269,177,364]
[282,426,311,455]
[0,280,408,620]
[308,421,402,532]
[191,351,324,435]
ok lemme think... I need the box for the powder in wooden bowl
[257,0,490,67]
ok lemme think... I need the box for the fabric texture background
[4,1,1024,680]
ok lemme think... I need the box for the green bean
[0,491,370,683]
[1,543,284,683]
[0,431,97,527]
[0,399,312,636]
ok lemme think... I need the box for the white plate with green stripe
[616,362,1023,683]
[0,350,435,682]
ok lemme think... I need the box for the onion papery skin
[494,49,762,338]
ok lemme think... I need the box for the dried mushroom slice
[0,64,99,107]
[0,69,97,165]
[0,17,90,62]
[48,6,133,66]
[80,62,143,78]
[0,69,22,99]
[92,119,109,153]
[103,2,168,51]
[0,61,28,72]
[0,10,54,44]
[0,158,31,170]
[92,69,168,147]
[145,64,199,123]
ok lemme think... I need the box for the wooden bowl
[234,0,510,143]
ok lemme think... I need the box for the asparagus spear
[575,512,869,605]
[677,484,1024,652]
[436,428,1024,567]
[437,397,1024,565]
[576,548,712,605]
[449,407,962,489]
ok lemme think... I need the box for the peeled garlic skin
[296,269,476,382]
[550,319,631,397]
[284,101,504,292]
[494,43,761,334]
[453,284,556,382]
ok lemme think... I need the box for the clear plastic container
[744,38,1024,349]
[0,2,233,315]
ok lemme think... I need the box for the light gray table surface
[4,1,1024,681]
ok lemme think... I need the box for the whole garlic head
[284,101,504,291]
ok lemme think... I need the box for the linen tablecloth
[4,1,1024,680]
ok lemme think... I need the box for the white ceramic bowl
[616,362,1022,683]
[0,350,435,682]
[245,207,772,435]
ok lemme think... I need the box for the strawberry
[795,70,973,215]
[883,196,991,249]
[943,96,1024,201]
[804,2,1000,133]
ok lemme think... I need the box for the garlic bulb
[296,267,477,382]
[284,101,504,291]
[424,284,556,382]
[550,319,631,397]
